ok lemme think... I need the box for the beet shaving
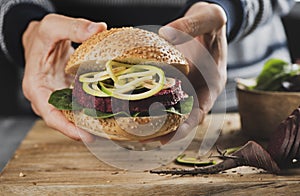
[150,106,300,176]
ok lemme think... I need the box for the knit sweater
[182,0,294,110]
[0,0,295,110]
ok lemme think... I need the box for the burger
[48,27,193,141]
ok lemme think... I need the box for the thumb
[159,4,226,45]
[41,14,107,43]
[159,24,193,45]
[159,15,213,45]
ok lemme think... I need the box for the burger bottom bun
[62,110,188,141]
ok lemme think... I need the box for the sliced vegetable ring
[79,60,167,100]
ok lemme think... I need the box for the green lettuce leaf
[164,96,194,115]
[48,88,193,118]
[255,59,300,91]
[48,88,82,110]
[180,96,194,114]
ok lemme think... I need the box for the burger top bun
[65,27,189,75]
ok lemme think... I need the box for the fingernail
[159,26,177,43]
[99,22,107,30]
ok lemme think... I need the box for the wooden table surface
[1,113,300,195]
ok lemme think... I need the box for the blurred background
[0,0,300,171]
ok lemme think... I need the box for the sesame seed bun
[65,27,189,75]
[62,110,188,141]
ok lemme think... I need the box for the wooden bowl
[236,80,300,140]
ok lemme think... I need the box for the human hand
[22,14,107,141]
[155,2,228,143]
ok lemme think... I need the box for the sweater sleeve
[234,0,295,41]
[0,0,54,66]
[183,0,295,42]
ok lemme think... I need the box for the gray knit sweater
[0,0,54,61]
[225,0,295,110]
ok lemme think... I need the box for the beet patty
[73,77,187,113]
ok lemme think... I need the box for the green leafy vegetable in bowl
[238,58,300,92]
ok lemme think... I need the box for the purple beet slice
[267,119,290,166]
[283,115,297,163]
[287,108,300,161]
[296,110,300,158]
[150,141,280,175]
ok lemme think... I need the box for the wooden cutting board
[1,113,300,195]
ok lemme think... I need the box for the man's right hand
[22,14,107,141]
